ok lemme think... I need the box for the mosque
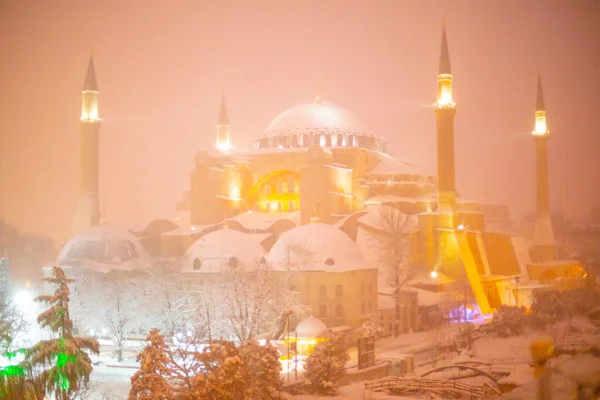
[55,26,585,336]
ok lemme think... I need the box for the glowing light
[89,329,95,336]
[81,91,99,121]
[229,183,241,200]
[216,141,231,151]
[533,111,549,137]
[457,224,464,230]
[430,271,438,278]
[191,226,197,231]
[436,74,455,108]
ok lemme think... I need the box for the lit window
[331,134,338,147]
[279,181,288,193]
[277,201,282,211]
[293,180,300,192]
[319,134,326,146]
[265,202,271,211]
[288,200,295,211]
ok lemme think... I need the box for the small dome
[57,225,147,271]
[185,229,265,273]
[267,222,367,272]
[265,100,368,137]
[295,316,328,338]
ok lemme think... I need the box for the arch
[335,284,343,297]
[319,284,327,297]
[420,364,499,384]
[193,258,202,270]
[319,304,327,318]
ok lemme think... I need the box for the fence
[363,376,500,399]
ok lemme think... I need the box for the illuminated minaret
[72,56,101,233]
[216,92,231,151]
[434,25,457,214]
[530,75,556,261]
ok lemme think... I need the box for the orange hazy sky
[1,0,599,247]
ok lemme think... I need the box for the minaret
[434,25,457,214]
[72,56,101,233]
[530,75,556,262]
[216,92,231,151]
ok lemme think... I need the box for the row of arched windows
[318,304,344,319]
[319,284,344,298]
[255,132,387,153]
[263,180,300,195]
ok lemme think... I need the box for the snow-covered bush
[239,339,282,399]
[356,314,386,339]
[491,305,527,337]
[530,287,600,329]
[303,331,350,396]
[128,329,173,400]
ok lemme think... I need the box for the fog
[1,0,599,245]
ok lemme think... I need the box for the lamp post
[463,281,468,323]
[515,276,520,307]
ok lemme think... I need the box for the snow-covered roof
[226,210,300,231]
[57,225,147,272]
[357,205,419,231]
[184,227,268,273]
[404,287,455,307]
[295,316,328,338]
[366,155,415,175]
[267,219,369,272]
[364,195,435,206]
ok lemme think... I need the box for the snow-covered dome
[57,225,147,271]
[184,228,266,273]
[265,98,368,137]
[295,316,328,338]
[267,219,367,272]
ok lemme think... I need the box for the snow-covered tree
[490,305,527,337]
[102,280,147,362]
[189,340,251,400]
[26,266,99,400]
[356,314,386,339]
[303,331,350,396]
[69,269,103,336]
[366,206,417,336]
[128,328,173,400]
[218,259,299,342]
[239,339,282,399]
[0,267,24,353]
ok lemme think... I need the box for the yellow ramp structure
[456,231,492,315]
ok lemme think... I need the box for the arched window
[279,181,288,193]
[325,258,335,266]
[193,258,202,270]
[319,305,327,319]
[335,284,343,297]
[319,285,327,297]
[277,201,282,212]
[319,134,327,147]
[293,180,300,192]
[228,257,238,268]
[288,200,295,211]
[335,304,343,318]
[265,202,271,212]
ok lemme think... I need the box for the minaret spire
[216,91,231,151]
[83,55,98,91]
[530,74,556,261]
[73,56,102,233]
[536,74,545,111]
[439,26,452,75]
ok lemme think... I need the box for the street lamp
[430,271,438,279]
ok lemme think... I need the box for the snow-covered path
[90,365,135,399]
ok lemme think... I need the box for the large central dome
[255,96,386,152]
[265,96,368,136]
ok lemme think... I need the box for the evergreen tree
[190,340,251,400]
[239,339,282,399]
[303,331,350,396]
[129,328,173,400]
[26,266,99,400]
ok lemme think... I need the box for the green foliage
[491,305,527,337]
[303,331,350,396]
[26,266,99,400]
[128,329,173,400]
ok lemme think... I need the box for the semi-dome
[185,228,266,273]
[295,316,328,338]
[57,225,147,271]
[265,98,368,136]
[254,97,387,153]
[267,220,367,272]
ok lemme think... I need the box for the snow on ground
[283,382,421,399]
[90,365,135,399]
